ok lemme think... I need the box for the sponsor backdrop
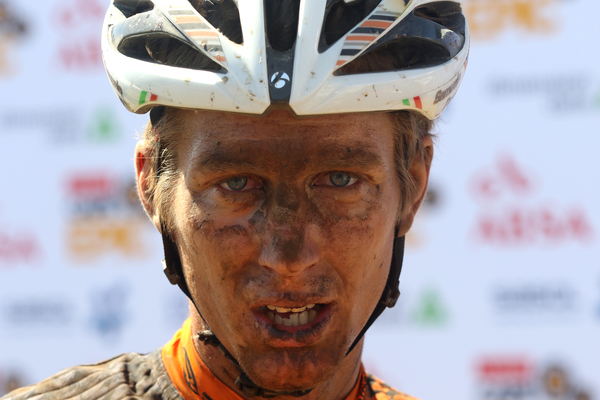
[0,0,598,399]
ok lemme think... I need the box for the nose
[258,227,319,277]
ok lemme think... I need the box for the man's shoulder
[1,349,182,400]
[364,373,420,400]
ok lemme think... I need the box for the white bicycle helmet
[102,0,468,119]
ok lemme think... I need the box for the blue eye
[226,177,247,190]
[330,172,352,187]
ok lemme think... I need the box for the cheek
[321,211,392,278]
[185,218,258,279]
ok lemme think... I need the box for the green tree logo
[411,289,449,326]
[87,106,121,143]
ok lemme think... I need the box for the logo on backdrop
[89,282,129,341]
[0,104,122,144]
[64,171,151,262]
[462,0,558,41]
[0,1,28,75]
[2,298,73,328]
[0,208,42,266]
[469,154,594,247]
[54,0,104,71]
[475,357,593,400]
[374,287,449,328]
[492,283,577,322]
[489,74,598,114]
[86,106,123,143]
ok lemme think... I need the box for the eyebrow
[190,144,385,176]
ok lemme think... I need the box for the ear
[135,140,161,232]
[397,135,434,236]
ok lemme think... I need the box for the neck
[190,312,364,400]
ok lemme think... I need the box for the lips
[252,303,333,347]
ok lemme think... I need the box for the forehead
[174,110,396,155]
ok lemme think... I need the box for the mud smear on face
[248,210,266,234]
[242,273,336,305]
[238,342,341,392]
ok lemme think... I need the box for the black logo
[183,347,199,395]
[434,72,461,104]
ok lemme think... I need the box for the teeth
[299,311,308,325]
[269,305,312,313]
[290,313,299,326]
[267,304,315,314]
[270,308,319,327]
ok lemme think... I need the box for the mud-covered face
[170,110,401,391]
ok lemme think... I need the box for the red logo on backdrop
[475,356,593,400]
[0,207,42,265]
[55,0,104,70]
[68,174,117,200]
[478,358,534,385]
[0,230,41,264]
[64,171,149,262]
[469,154,594,246]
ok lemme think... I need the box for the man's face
[169,110,401,391]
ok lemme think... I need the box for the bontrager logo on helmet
[270,72,290,89]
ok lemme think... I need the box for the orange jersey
[2,318,418,400]
[162,318,418,400]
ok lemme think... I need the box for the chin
[238,346,343,392]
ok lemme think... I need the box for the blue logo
[89,283,128,341]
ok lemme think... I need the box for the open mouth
[262,304,323,327]
[254,303,331,335]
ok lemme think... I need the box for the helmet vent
[335,1,465,75]
[264,0,301,52]
[337,37,452,75]
[413,1,465,35]
[119,34,223,72]
[318,0,381,53]
[113,0,154,18]
[189,0,243,45]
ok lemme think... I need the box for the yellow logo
[463,0,558,40]
[67,216,148,262]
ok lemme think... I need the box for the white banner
[0,0,598,399]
